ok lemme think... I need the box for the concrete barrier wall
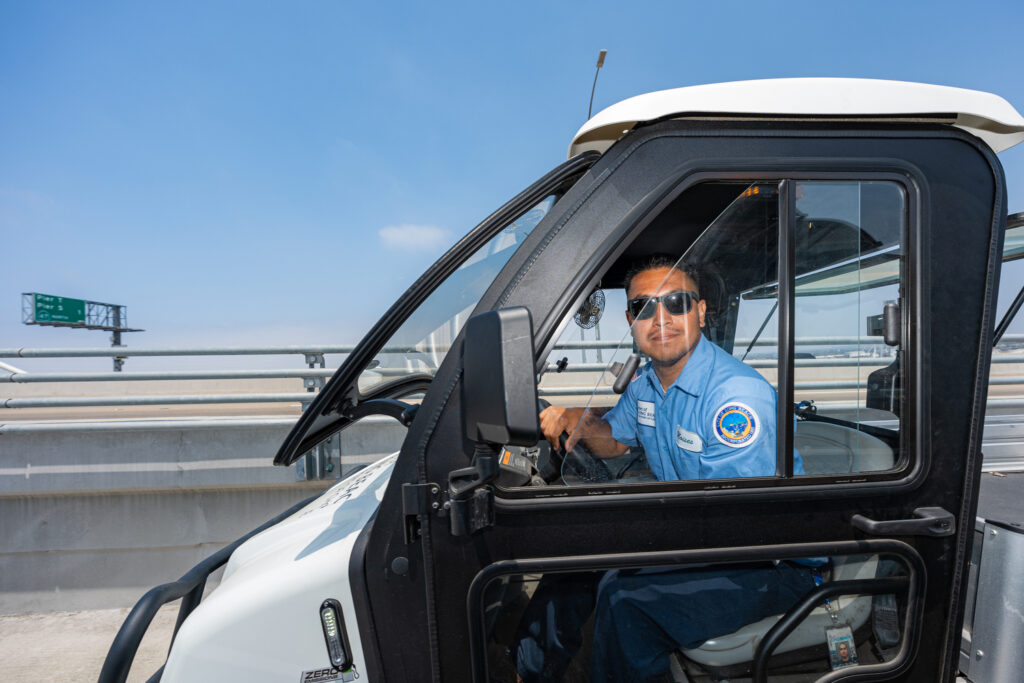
[0,488,317,614]
[0,418,407,614]
[0,422,298,495]
[0,406,1019,615]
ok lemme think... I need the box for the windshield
[357,197,555,394]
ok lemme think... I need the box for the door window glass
[521,178,906,491]
[540,182,784,486]
[299,402,416,480]
[992,217,1024,412]
[791,181,904,475]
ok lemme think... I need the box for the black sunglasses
[627,290,699,320]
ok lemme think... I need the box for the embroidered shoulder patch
[713,402,760,448]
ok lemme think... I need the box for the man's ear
[698,299,707,328]
[625,310,634,326]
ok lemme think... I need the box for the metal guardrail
[0,369,336,383]
[2,394,317,409]
[0,345,358,358]
[4,339,1024,412]
[0,418,298,433]
[2,353,1021,388]
[3,335,1023,358]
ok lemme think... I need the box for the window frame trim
[497,163,927,510]
[779,178,797,478]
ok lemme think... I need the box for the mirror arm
[448,444,501,501]
[448,444,500,537]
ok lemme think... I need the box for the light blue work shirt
[603,335,805,480]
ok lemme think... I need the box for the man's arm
[539,406,630,458]
[700,377,778,478]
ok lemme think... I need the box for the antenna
[587,49,608,120]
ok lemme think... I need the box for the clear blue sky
[3,1,1023,370]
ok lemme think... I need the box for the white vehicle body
[162,455,396,682]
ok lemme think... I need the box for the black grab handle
[851,507,955,538]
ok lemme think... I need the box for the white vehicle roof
[569,78,1024,157]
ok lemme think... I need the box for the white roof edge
[568,78,1024,157]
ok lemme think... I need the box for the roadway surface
[0,604,178,682]
[977,471,1024,529]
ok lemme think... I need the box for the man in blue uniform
[516,256,816,682]
[541,257,788,478]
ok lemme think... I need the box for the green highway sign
[30,293,87,324]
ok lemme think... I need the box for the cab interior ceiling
[602,180,899,295]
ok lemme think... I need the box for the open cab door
[354,80,1023,682]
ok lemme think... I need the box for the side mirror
[462,307,540,446]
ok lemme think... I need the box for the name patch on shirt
[675,426,702,452]
[637,401,656,427]
[713,402,760,448]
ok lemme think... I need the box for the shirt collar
[644,334,714,397]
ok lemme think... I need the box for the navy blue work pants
[514,572,601,682]
[589,562,816,682]
[514,563,815,682]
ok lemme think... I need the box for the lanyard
[812,568,840,624]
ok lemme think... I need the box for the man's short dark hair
[622,254,700,298]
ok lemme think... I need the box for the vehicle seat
[679,555,879,670]
[795,421,894,474]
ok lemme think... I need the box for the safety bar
[751,575,911,682]
[98,493,320,683]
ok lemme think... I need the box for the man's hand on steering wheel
[539,405,586,452]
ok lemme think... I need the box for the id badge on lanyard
[814,571,859,670]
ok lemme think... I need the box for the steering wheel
[537,399,614,485]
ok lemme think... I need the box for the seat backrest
[831,554,879,581]
[680,554,881,669]
[795,421,894,475]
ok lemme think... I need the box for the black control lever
[851,506,955,537]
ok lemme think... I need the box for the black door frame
[356,121,1005,682]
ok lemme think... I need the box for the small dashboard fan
[574,288,605,329]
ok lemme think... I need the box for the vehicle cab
[103,78,1024,682]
